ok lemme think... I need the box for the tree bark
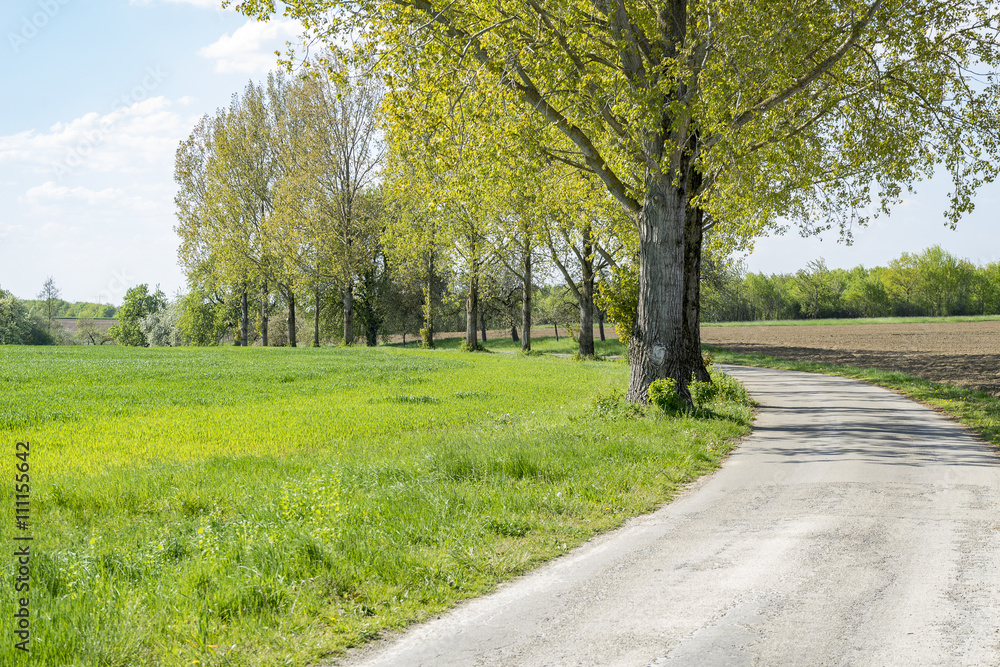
[261,282,269,347]
[511,326,519,342]
[626,175,689,404]
[598,308,606,341]
[683,204,711,383]
[521,252,532,352]
[578,223,596,358]
[421,285,434,347]
[421,254,434,348]
[314,288,320,347]
[465,272,479,350]
[343,283,354,345]
[240,286,248,347]
[287,288,297,347]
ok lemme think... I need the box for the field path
[337,365,1000,666]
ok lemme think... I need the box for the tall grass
[1,346,751,666]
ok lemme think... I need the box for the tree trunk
[511,326,519,343]
[598,309,606,341]
[421,284,434,348]
[365,319,378,346]
[314,288,320,347]
[683,204,711,383]
[480,309,487,343]
[553,323,559,341]
[579,296,595,357]
[287,289,297,347]
[578,223,596,358]
[521,251,532,352]
[465,273,479,350]
[343,283,354,345]
[240,286,248,347]
[261,282,269,347]
[626,175,689,404]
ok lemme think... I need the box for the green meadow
[1,344,751,666]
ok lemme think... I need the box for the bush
[648,378,686,414]
[708,369,752,405]
[419,327,434,348]
[689,368,752,408]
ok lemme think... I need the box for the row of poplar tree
[174,55,636,356]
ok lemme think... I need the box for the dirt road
[338,365,1000,666]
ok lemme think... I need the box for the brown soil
[702,320,1000,396]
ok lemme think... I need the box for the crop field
[0,344,751,666]
[703,318,1000,396]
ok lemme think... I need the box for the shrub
[708,369,752,405]
[689,368,753,408]
[419,327,434,348]
[648,377,686,414]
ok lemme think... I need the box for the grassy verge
[707,346,1000,448]
[704,315,1000,327]
[1,345,749,666]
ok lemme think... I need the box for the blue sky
[1,1,999,303]
[0,0,303,304]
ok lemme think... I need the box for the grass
[704,314,1000,327]
[707,345,1000,449]
[392,332,627,357]
[0,344,751,666]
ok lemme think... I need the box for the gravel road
[339,365,1000,666]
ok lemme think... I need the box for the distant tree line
[0,277,117,345]
[0,276,610,348]
[702,246,1000,322]
[19,299,116,320]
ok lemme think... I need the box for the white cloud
[0,221,23,241]
[24,182,125,206]
[20,182,165,221]
[198,19,302,73]
[0,96,190,178]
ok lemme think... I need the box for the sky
[1,2,999,304]
[0,0,304,304]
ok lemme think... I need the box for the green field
[1,344,751,666]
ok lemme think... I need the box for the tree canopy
[109,284,167,347]
[235,0,1000,401]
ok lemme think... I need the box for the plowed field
[702,320,1000,396]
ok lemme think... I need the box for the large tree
[269,61,385,345]
[108,284,167,347]
[238,0,1000,401]
[175,76,289,347]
